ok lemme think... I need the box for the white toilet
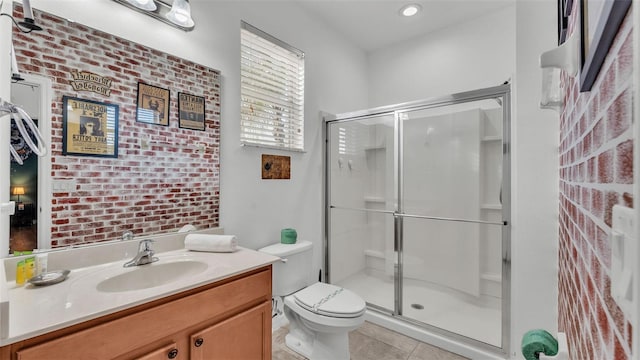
[259,240,366,360]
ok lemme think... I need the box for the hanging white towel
[185,234,238,252]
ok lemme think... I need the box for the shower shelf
[480,272,501,282]
[481,203,502,210]
[481,136,501,142]
[364,196,385,204]
[364,145,385,151]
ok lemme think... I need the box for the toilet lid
[293,282,366,318]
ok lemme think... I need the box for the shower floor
[336,270,502,347]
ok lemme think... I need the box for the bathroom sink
[96,260,208,293]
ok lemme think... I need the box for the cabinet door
[134,342,180,360]
[190,301,271,360]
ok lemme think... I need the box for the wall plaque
[69,70,113,96]
[262,154,291,179]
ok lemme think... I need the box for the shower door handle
[393,214,402,253]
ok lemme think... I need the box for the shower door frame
[323,84,511,356]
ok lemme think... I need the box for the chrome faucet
[124,239,159,267]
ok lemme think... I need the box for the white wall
[367,5,516,108]
[26,0,370,274]
[512,1,559,358]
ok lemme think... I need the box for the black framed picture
[178,92,206,131]
[579,0,631,91]
[136,82,170,126]
[558,0,569,45]
[62,96,119,158]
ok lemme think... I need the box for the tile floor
[272,321,469,360]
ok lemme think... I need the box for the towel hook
[2,98,48,163]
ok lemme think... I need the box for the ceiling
[295,0,514,52]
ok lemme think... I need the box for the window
[240,21,305,151]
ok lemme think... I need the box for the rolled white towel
[185,234,238,252]
[178,224,197,233]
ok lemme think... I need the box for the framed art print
[136,82,170,126]
[62,96,119,158]
[178,92,206,131]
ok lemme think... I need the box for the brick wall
[12,6,221,247]
[558,4,633,359]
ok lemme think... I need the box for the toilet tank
[259,240,313,296]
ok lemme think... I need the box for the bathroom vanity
[0,231,279,360]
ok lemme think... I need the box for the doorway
[9,74,52,254]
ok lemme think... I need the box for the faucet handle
[139,239,154,251]
[122,231,134,241]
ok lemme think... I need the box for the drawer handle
[167,348,179,359]
[195,338,204,347]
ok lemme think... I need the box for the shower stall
[324,84,511,355]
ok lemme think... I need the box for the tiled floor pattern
[272,321,469,360]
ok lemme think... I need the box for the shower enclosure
[324,84,510,355]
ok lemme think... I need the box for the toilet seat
[293,282,366,318]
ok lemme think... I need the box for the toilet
[259,240,366,360]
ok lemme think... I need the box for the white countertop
[1,247,279,346]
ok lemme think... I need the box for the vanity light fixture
[112,0,195,31]
[399,4,422,17]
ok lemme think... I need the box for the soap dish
[28,270,71,287]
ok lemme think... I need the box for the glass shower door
[327,113,396,313]
[397,99,507,347]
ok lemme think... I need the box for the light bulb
[126,0,157,11]
[166,0,194,27]
[400,4,422,17]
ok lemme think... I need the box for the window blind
[240,21,305,151]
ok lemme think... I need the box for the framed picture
[579,0,631,91]
[178,92,206,131]
[136,82,170,126]
[62,96,119,158]
[558,0,569,44]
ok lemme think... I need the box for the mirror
[7,5,221,255]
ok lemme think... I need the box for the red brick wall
[12,6,220,246]
[558,4,633,359]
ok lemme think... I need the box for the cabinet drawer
[16,268,271,360]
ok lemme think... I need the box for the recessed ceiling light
[400,4,422,17]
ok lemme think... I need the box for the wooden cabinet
[5,266,272,360]
[190,301,271,360]
[134,343,180,360]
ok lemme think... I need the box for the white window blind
[241,21,305,151]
